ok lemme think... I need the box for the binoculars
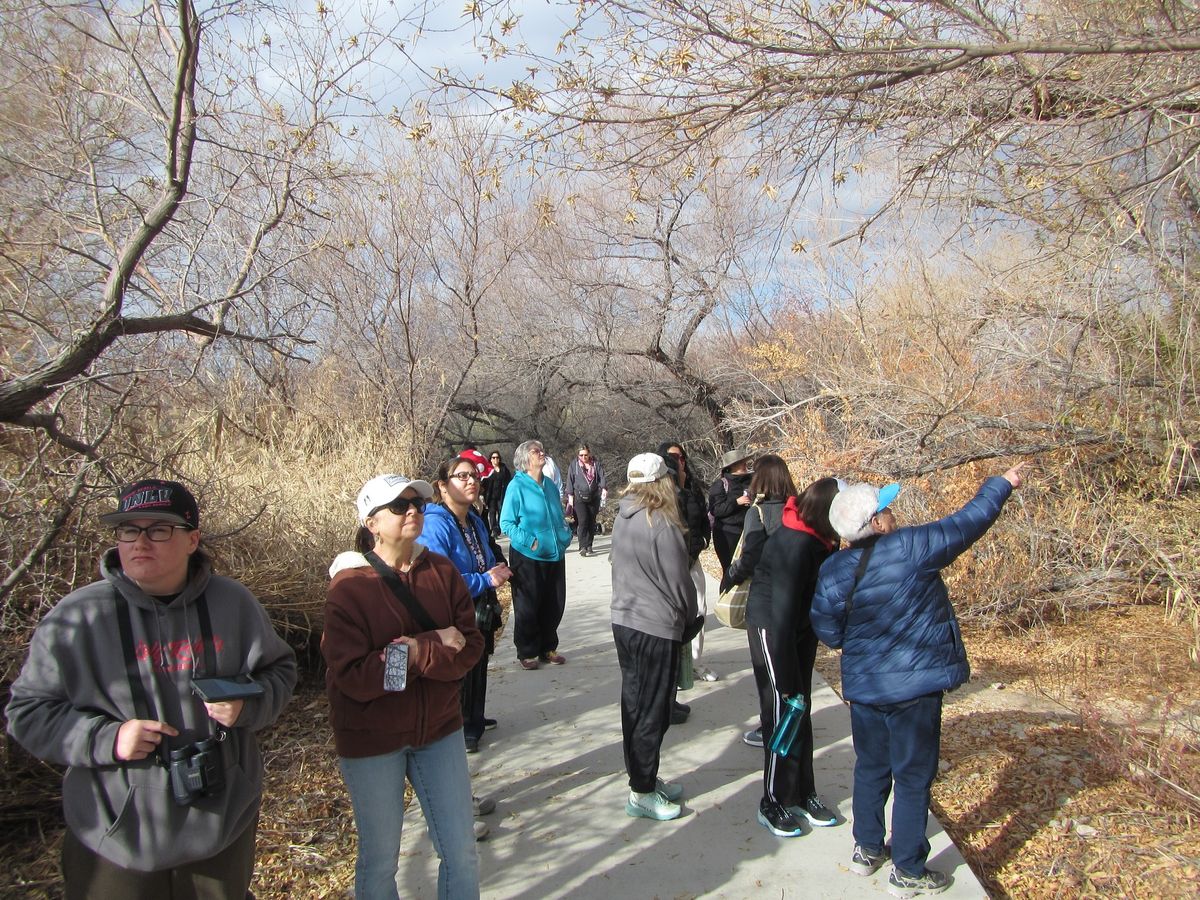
[168,737,226,806]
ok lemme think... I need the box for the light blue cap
[875,482,901,512]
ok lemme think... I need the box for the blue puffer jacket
[420,504,498,599]
[810,476,1013,705]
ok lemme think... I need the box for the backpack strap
[365,551,439,632]
[843,537,878,619]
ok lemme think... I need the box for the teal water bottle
[768,695,807,756]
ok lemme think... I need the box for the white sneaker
[473,819,489,840]
[694,666,719,682]
[625,789,681,821]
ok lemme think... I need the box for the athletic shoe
[541,651,567,665]
[625,790,682,821]
[473,819,489,841]
[756,800,803,837]
[655,778,684,802]
[579,548,590,557]
[795,794,837,827]
[473,795,496,817]
[743,727,764,748]
[694,666,720,682]
[670,706,689,725]
[464,735,480,753]
[850,843,890,876]
[673,701,691,715]
[888,868,950,898]
[519,658,539,670]
[483,717,498,731]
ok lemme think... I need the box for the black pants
[613,624,679,793]
[509,548,566,659]
[487,502,502,538]
[573,494,601,552]
[748,626,818,807]
[63,814,258,900]
[461,651,490,740]
[712,526,742,577]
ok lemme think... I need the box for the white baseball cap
[626,453,669,484]
[356,474,435,525]
[828,481,901,542]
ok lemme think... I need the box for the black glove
[682,614,705,643]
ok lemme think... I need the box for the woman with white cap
[323,474,484,900]
[610,453,702,822]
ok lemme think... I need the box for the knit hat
[828,481,901,543]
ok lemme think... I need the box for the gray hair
[513,440,544,472]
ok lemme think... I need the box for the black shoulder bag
[365,551,439,632]
[843,537,879,619]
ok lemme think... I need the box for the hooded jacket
[565,455,607,502]
[610,497,698,641]
[743,498,836,694]
[323,547,483,758]
[499,470,572,561]
[723,497,788,589]
[810,476,1013,705]
[5,549,297,872]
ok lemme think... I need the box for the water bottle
[768,695,807,756]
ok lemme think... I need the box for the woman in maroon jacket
[323,474,484,900]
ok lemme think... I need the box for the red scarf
[781,496,836,551]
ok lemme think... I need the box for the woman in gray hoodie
[610,453,700,822]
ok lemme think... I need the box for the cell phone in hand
[191,675,264,702]
[383,641,409,692]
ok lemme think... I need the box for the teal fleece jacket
[500,470,571,561]
[5,549,296,872]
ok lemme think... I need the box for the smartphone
[191,675,265,703]
[383,641,409,692]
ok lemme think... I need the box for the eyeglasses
[114,523,192,542]
[530,448,546,457]
[373,497,426,517]
[449,471,480,483]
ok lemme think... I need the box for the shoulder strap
[365,551,439,632]
[114,590,155,722]
[194,592,216,675]
[843,538,878,619]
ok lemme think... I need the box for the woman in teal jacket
[500,439,573,669]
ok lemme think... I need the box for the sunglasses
[373,497,427,517]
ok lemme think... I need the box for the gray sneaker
[626,789,682,821]
[742,727,764,748]
[472,795,495,817]
[473,819,489,841]
[850,843,890,876]
[888,867,950,898]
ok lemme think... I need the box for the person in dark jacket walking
[483,451,512,538]
[708,449,755,577]
[745,476,841,838]
[565,443,607,556]
[810,463,1027,898]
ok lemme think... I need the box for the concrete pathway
[397,536,988,899]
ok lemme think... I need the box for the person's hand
[1002,461,1031,488]
[378,635,416,662]
[435,626,467,653]
[204,699,244,728]
[115,718,179,761]
[488,564,512,587]
[736,493,751,506]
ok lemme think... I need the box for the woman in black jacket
[708,449,755,577]
[745,477,841,839]
[483,451,512,538]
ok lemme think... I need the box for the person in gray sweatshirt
[6,479,297,898]
[610,453,701,822]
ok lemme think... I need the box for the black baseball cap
[99,479,200,528]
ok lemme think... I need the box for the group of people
[5,441,1024,900]
[611,446,1026,899]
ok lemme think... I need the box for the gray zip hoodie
[610,497,698,641]
[6,548,296,872]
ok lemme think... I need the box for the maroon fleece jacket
[323,550,482,758]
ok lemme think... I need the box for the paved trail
[397,536,987,899]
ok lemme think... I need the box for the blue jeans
[850,692,943,876]
[338,729,480,900]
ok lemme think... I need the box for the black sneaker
[888,867,950,898]
[742,727,764,748]
[796,794,837,827]
[850,843,890,876]
[483,718,498,731]
[670,705,689,725]
[756,800,803,837]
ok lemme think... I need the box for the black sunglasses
[372,496,427,517]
